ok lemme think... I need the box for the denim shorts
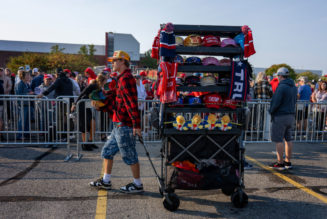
[101,124,138,165]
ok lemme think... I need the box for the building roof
[0,40,105,55]
[107,33,140,61]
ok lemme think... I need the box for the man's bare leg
[276,142,284,163]
[130,162,140,179]
[104,159,113,174]
[285,141,293,163]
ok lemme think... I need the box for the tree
[139,49,158,69]
[7,52,98,74]
[50,45,65,53]
[78,45,96,62]
[78,45,89,56]
[88,45,96,57]
[7,53,49,73]
[296,71,320,82]
[265,63,297,80]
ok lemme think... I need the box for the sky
[1,0,327,73]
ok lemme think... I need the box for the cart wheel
[163,193,180,212]
[231,189,248,208]
[222,186,235,196]
[159,187,163,197]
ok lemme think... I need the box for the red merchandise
[202,93,223,109]
[85,67,97,84]
[223,98,237,109]
[270,77,279,93]
[146,90,154,100]
[63,69,71,73]
[159,62,178,103]
[242,25,256,58]
[202,35,221,47]
[103,67,111,73]
[151,29,161,60]
[140,71,147,76]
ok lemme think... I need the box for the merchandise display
[202,35,221,47]
[183,34,202,47]
[185,57,202,65]
[221,38,238,48]
[202,57,220,66]
[153,24,252,211]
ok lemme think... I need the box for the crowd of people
[248,71,327,133]
[0,64,158,143]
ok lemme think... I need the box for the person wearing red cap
[139,71,147,81]
[85,67,97,85]
[270,74,280,93]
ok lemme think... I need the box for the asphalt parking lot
[0,141,326,219]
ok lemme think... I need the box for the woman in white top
[312,81,327,131]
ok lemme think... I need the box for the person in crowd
[310,80,316,94]
[312,81,327,131]
[71,74,107,151]
[67,70,81,99]
[36,68,74,139]
[139,70,147,81]
[254,72,273,99]
[31,68,39,79]
[76,74,87,92]
[30,68,45,91]
[144,80,154,100]
[253,72,273,140]
[270,73,279,93]
[248,79,255,100]
[90,50,143,193]
[15,71,34,140]
[269,67,297,170]
[35,74,55,98]
[296,76,312,133]
[0,76,4,141]
[0,68,12,95]
[37,68,73,98]
[85,67,97,85]
[135,75,147,110]
[35,74,55,136]
[5,68,15,94]
[15,69,24,88]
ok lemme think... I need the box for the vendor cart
[148,24,249,211]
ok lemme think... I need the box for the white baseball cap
[276,67,289,76]
[32,68,39,73]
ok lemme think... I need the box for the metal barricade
[2,95,326,161]
[139,99,160,143]
[75,99,113,160]
[244,100,327,143]
[0,95,73,161]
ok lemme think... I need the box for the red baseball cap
[202,93,223,109]
[142,79,151,85]
[202,35,221,47]
[202,57,220,66]
[103,67,111,73]
[219,58,232,66]
[44,74,53,79]
[110,72,118,77]
[63,69,71,73]
[223,98,237,109]
[140,71,147,76]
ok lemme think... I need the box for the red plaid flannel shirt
[112,69,140,129]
